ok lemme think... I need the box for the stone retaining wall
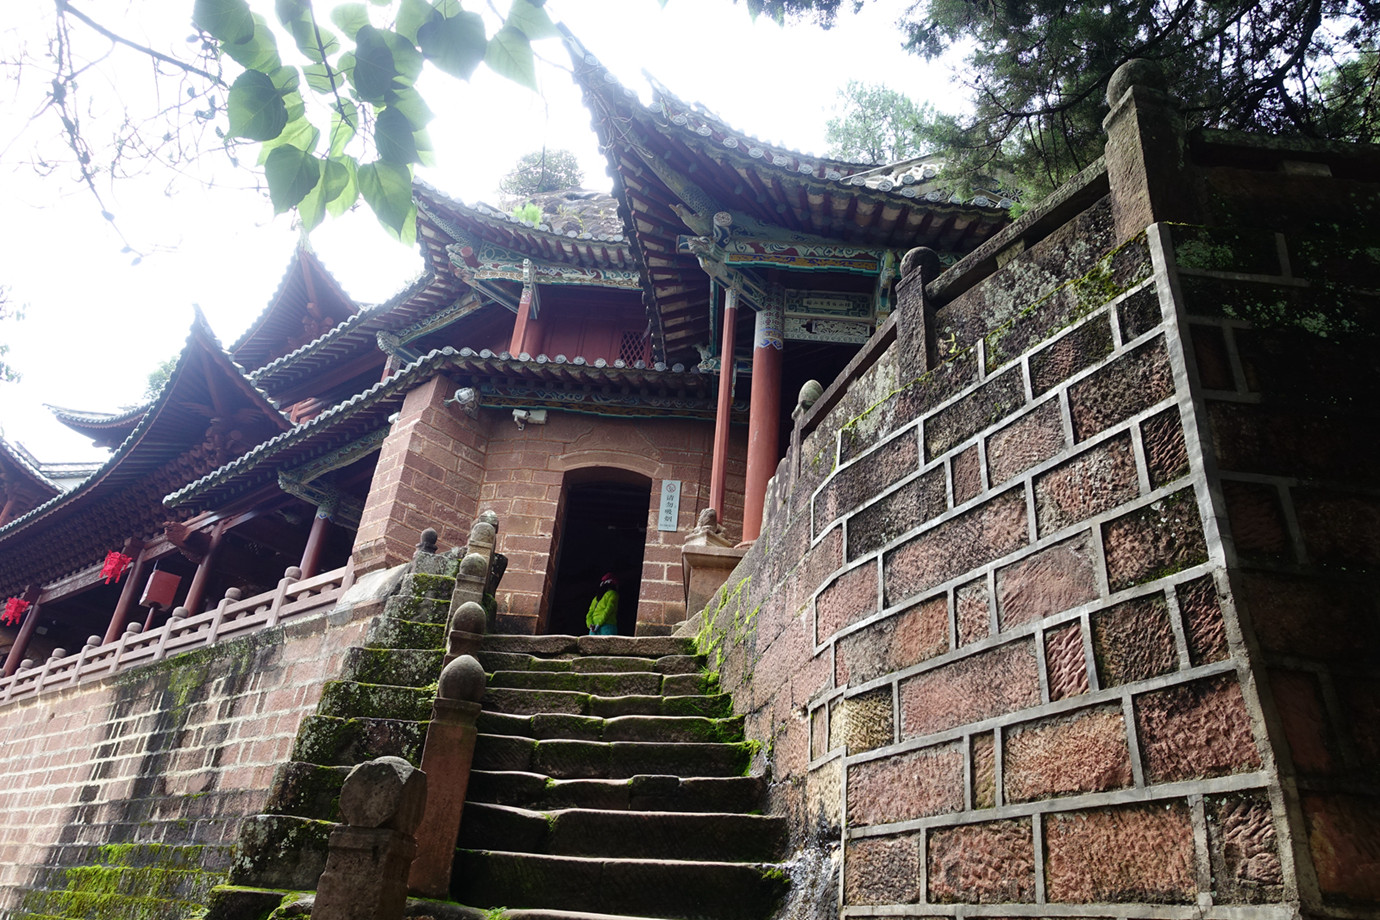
[0,600,377,920]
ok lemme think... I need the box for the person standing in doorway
[587,573,619,636]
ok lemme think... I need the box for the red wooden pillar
[183,522,227,614]
[2,586,43,677]
[741,298,784,544]
[103,541,149,645]
[708,288,739,520]
[508,267,543,357]
[299,503,335,579]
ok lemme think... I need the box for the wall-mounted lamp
[445,387,479,419]
[512,408,547,430]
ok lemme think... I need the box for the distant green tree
[142,356,177,401]
[739,0,1380,201]
[825,81,939,164]
[0,288,23,384]
[499,148,584,198]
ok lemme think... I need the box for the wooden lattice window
[618,330,649,366]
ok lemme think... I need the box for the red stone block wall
[351,371,743,636]
[353,375,489,572]
[0,604,372,916]
[1168,220,1380,911]
[477,409,743,635]
[696,194,1296,918]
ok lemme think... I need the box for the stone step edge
[467,801,783,824]
[457,848,784,873]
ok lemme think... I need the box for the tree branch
[56,0,226,87]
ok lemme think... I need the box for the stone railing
[0,561,355,705]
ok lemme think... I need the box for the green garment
[587,588,619,630]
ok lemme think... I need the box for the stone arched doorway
[540,467,651,636]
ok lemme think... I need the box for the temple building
[0,40,1011,670]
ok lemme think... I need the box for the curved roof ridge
[414,180,628,245]
[0,316,289,544]
[0,434,60,496]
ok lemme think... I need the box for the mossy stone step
[459,803,789,862]
[487,670,666,696]
[363,614,445,651]
[381,593,451,625]
[472,737,753,779]
[477,652,705,675]
[478,711,744,744]
[262,761,349,819]
[317,680,433,721]
[466,770,768,815]
[482,688,734,719]
[229,814,332,890]
[340,646,443,687]
[452,850,788,920]
[483,635,697,659]
[291,715,426,766]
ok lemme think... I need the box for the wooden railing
[0,561,356,706]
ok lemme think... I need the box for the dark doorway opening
[545,473,650,636]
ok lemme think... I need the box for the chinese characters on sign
[658,480,681,532]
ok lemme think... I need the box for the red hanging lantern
[2,598,30,627]
[101,551,134,584]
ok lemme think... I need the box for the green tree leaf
[358,159,415,241]
[386,86,433,129]
[396,0,437,43]
[417,10,487,80]
[257,115,320,163]
[303,62,343,95]
[483,25,536,90]
[325,156,360,217]
[193,0,254,44]
[227,69,289,141]
[376,105,420,164]
[220,13,283,73]
[328,102,359,157]
[505,0,558,40]
[297,171,329,231]
[330,3,371,39]
[352,25,422,103]
[264,146,321,213]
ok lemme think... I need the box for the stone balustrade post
[266,566,303,628]
[408,654,486,899]
[312,756,427,920]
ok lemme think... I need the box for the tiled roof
[0,313,291,598]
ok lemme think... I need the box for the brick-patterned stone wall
[0,604,373,919]
[1168,215,1380,911]
[477,410,744,635]
[353,375,489,573]
[351,371,743,636]
[696,180,1304,918]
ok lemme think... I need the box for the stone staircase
[455,633,790,920]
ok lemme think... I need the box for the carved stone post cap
[19,659,34,671]
[49,649,67,660]
[284,566,303,580]
[1107,58,1169,107]
[338,756,427,833]
[438,654,486,703]
[417,528,439,554]
[900,247,943,284]
[224,587,243,601]
[797,379,823,412]
[125,623,143,635]
[468,521,497,545]
[458,553,488,578]
[451,601,486,635]
[478,510,499,528]
[86,636,102,648]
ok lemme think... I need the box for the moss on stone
[17,843,225,920]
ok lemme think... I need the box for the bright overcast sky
[0,0,960,462]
